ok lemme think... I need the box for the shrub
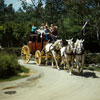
[85,52,100,64]
[0,51,21,78]
[3,47,21,57]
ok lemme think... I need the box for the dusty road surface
[0,60,100,100]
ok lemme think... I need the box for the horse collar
[75,50,84,55]
[66,52,73,55]
[49,45,53,51]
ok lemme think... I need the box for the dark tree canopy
[0,0,100,52]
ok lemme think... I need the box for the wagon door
[36,35,43,51]
[28,34,36,54]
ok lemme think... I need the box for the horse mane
[74,40,79,48]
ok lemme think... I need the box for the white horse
[60,38,74,75]
[73,39,84,74]
[44,39,63,70]
[44,43,54,66]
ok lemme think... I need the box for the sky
[5,0,32,11]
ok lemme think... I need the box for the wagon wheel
[35,50,41,65]
[21,45,30,64]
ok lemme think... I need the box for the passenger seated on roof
[40,23,45,30]
[48,24,57,41]
[31,24,37,34]
[43,24,57,41]
[50,24,58,38]
[44,25,51,41]
[37,24,45,37]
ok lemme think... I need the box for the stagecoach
[21,33,84,74]
[21,33,54,65]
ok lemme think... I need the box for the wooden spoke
[35,50,41,65]
[21,45,30,64]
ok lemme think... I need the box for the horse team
[44,39,84,75]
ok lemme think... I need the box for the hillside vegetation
[0,0,100,52]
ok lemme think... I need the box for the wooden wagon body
[21,34,52,65]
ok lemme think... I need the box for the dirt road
[0,60,100,100]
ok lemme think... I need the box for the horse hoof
[57,68,60,71]
[80,70,83,75]
[58,69,60,71]
[64,68,66,70]
[66,70,69,73]
[69,72,72,76]
[78,71,80,74]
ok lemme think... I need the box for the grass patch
[0,51,30,82]
[0,75,28,82]
[84,66,100,71]
[0,66,30,82]
[20,66,29,73]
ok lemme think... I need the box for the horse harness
[74,48,84,55]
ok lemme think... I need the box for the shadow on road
[4,91,16,95]
[73,71,99,78]
[27,61,100,78]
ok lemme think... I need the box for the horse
[60,38,74,75]
[44,39,63,70]
[44,43,54,66]
[73,39,84,74]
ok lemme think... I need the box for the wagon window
[33,36,36,42]
[29,36,32,41]
[37,36,41,42]
[29,36,36,42]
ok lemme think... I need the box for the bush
[3,47,21,57]
[85,52,100,64]
[0,51,21,78]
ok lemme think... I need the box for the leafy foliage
[4,47,21,57]
[85,52,100,64]
[0,51,21,78]
[0,0,100,52]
